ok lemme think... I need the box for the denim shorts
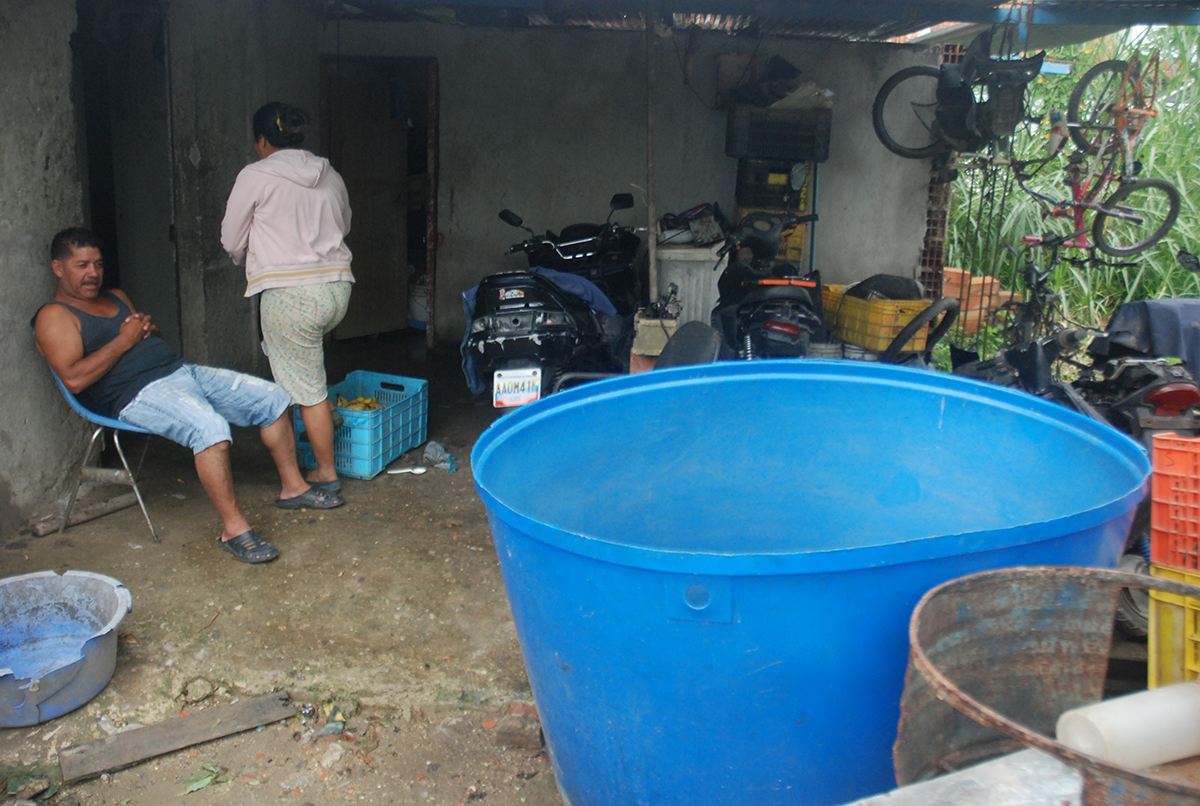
[118,364,291,454]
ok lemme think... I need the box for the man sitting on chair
[33,227,342,564]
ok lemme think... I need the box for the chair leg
[60,426,105,535]
[132,431,150,477]
[112,429,160,544]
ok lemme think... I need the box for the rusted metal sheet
[897,566,1200,806]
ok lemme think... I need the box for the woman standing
[222,101,353,493]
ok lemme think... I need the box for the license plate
[493,367,542,408]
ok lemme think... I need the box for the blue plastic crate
[295,371,428,480]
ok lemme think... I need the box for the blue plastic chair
[47,369,159,542]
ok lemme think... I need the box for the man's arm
[34,297,156,393]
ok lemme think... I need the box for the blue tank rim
[472,360,1151,576]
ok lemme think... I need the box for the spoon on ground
[387,466,428,475]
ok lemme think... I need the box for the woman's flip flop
[276,487,345,510]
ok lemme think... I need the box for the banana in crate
[336,394,381,411]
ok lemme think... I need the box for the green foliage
[946,25,1200,337]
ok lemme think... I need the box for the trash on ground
[422,441,457,472]
[387,466,427,475]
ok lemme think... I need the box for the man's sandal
[307,478,342,493]
[275,487,345,510]
[220,530,279,564]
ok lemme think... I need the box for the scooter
[462,269,620,409]
[710,211,826,359]
[711,211,959,363]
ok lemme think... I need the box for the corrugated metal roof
[325,0,1200,40]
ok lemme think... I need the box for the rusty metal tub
[898,566,1200,805]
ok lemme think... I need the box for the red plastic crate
[1151,433,1200,571]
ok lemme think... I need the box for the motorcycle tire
[879,297,959,364]
[872,65,944,160]
[1113,502,1152,639]
[1092,177,1181,258]
[1066,59,1131,155]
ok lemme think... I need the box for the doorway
[321,57,438,342]
[73,0,180,352]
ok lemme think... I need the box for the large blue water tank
[473,361,1149,805]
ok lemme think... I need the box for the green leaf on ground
[180,763,232,795]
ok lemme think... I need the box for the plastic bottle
[1046,108,1068,157]
[1055,681,1200,769]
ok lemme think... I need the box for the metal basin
[0,570,132,727]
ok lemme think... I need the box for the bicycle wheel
[872,65,942,159]
[1067,59,1129,154]
[1092,177,1181,257]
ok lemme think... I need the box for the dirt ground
[2,331,1156,806]
[2,333,565,806]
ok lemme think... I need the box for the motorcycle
[1081,295,1200,636]
[461,269,620,409]
[952,251,1200,636]
[499,193,644,320]
[710,211,826,359]
[711,210,959,363]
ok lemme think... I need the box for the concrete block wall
[0,0,88,536]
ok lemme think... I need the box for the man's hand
[35,292,160,395]
[121,313,158,342]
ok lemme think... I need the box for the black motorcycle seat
[657,321,730,368]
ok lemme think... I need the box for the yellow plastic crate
[1149,564,1200,688]
[822,285,931,353]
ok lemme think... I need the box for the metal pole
[645,0,658,305]
[807,163,819,275]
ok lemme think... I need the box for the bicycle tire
[1092,177,1181,257]
[872,65,943,159]
[1067,59,1130,154]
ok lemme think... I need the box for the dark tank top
[40,292,184,416]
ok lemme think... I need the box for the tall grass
[946,25,1200,342]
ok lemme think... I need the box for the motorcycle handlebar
[1053,328,1088,352]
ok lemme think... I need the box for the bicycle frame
[1015,135,1151,250]
[1014,154,1113,249]
[1104,53,1159,158]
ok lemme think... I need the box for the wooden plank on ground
[31,493,138,536]
[59,691,294,783]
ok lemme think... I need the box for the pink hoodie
[221,149,355,297]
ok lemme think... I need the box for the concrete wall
[0,0,87,536]
[319,23,940,344]
[0,9,938,535]
[166,0,320,372]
